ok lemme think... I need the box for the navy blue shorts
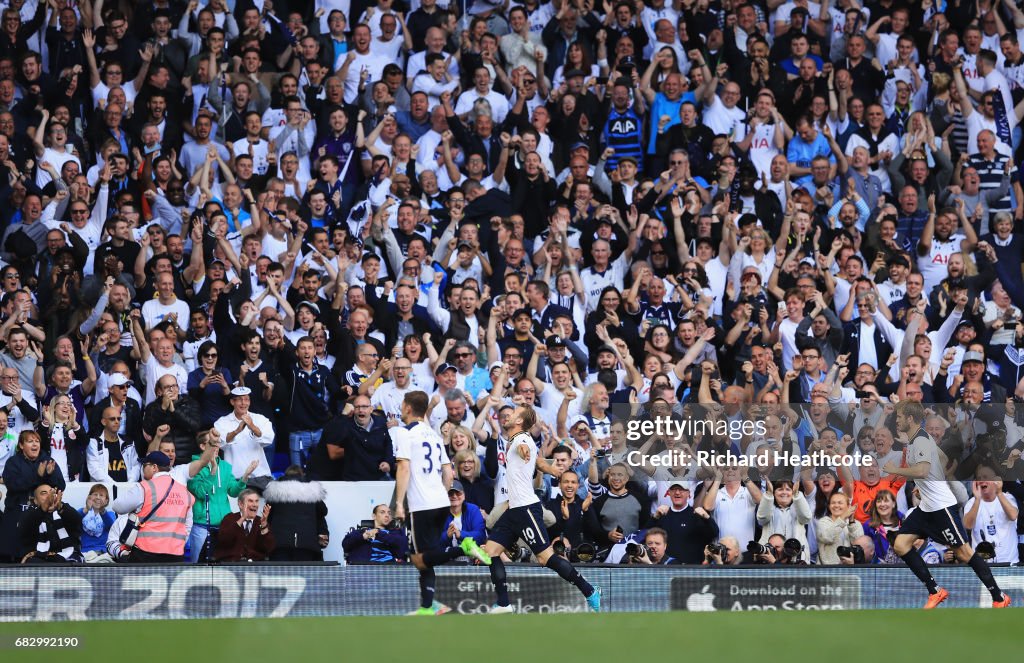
[408,506,449,555]
[490,502,550,554]
[900,506,968,548]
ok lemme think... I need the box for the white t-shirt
[965,494,1020,564]
[702,95,747,140]
[35,148,80,188]
[711,484,758,547]
[746,121,779,177]
[504,431,541,508]
[370,381,414,424]
[394,420,451,511]
[141,297,190,332]
[142,356,189,405]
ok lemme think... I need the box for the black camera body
[626,542,648,559]
[707,542,728,559]
[837,544,866,564]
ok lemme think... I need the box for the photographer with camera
[703,536,741,566]
[838,536,874,565]
[341,504,408,563]
[743,534,785,564]
[621,528,676,565]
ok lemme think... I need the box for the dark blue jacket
[440,502,487,548]
[323,413,394,482]
[285,361,341,430]
[342,526,408,563]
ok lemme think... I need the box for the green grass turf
[0,609,1017,663]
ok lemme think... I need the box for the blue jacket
[341,526,408,563]
[440,502,487,548]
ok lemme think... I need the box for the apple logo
[686,585,716,612]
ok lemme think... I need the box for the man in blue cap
[112,450,194,563]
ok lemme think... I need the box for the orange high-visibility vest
[135,474,193,555]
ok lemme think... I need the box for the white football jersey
[907,429,957,512]
[505,431,540,509]
[394,421,451,512]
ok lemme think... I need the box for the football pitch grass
[0,609,1018,663]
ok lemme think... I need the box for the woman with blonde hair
[452,449,494,515]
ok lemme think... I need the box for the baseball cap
[448,480,465,494]
[886,254,910,268]
[297,300,321,316]
[567,414,589,430]
[488,361,504,371]
[435,362,457,375]
[545,336,566,348]
[457,241,474,251]
[108,373,132,387]
[142,451,171,467]
[512,308,533,320]
[962,351,985,363]
[564,68,586,79]
[230,386,252,397]
[617,156,637,166]
[668,480,695,491]
[955,319,975,333]
[570,141,590,152]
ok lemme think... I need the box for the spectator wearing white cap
[649,481,719,564]
[214,386,274,480]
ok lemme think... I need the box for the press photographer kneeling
[620,528,676,565]
[744,534,809,564]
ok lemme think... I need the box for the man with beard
[925,245,997,331]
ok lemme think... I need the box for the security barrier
[1,564,1021,621]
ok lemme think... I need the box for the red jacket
[213,512,276,561]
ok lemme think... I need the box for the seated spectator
[440,479,487,552]
[264,465,330,562]
[214,489,276,562]
[79,483,116,563]
[19,483,82,563]
[342,504,408,563]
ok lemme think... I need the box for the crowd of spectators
[0,0,1022,567]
